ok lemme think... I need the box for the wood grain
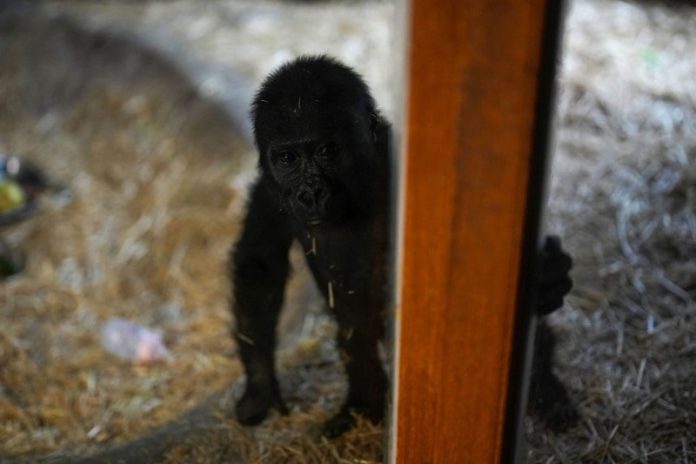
[393,0,554,462]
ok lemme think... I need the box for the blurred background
[0,0,694,463]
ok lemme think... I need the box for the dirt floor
[0,0,695,463]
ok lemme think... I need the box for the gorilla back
[230,56,391,437]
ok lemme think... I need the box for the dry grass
[0,46,246,459]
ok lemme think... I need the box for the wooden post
[390,0,563,462]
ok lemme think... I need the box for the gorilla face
[267,138,339,227]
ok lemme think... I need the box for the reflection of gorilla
[530,236,578,430]
[230,56,390,437]
[229,56,576,437]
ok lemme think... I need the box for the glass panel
[0,1,397,462]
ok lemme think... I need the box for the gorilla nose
[296,186,326,212]
[297,190,316,210]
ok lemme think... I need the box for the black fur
[529,235,579,430]
[230,56,390,437]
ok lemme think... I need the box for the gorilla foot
[322,403,383,438]
[235,387,287,426]
[530,375,579,432]
[322,409,357,438]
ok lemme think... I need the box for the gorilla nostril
[297,190,315,210]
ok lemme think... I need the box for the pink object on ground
[100,317,172,364]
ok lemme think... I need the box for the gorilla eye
[275,151,297,166]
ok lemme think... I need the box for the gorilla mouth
[306,218,322,226]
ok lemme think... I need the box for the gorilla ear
[369,112,390,148]
[369,113,383,144]
[369,113,378,142]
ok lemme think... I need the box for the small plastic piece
[100,317,172,364]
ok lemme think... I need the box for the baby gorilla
[230,56,391,437]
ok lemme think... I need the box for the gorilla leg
[323,308,387,437]
[234,282,287,425]
[231,182,293,425]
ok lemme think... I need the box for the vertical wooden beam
[392,0,561,462]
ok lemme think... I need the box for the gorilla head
[251,56,385,228]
